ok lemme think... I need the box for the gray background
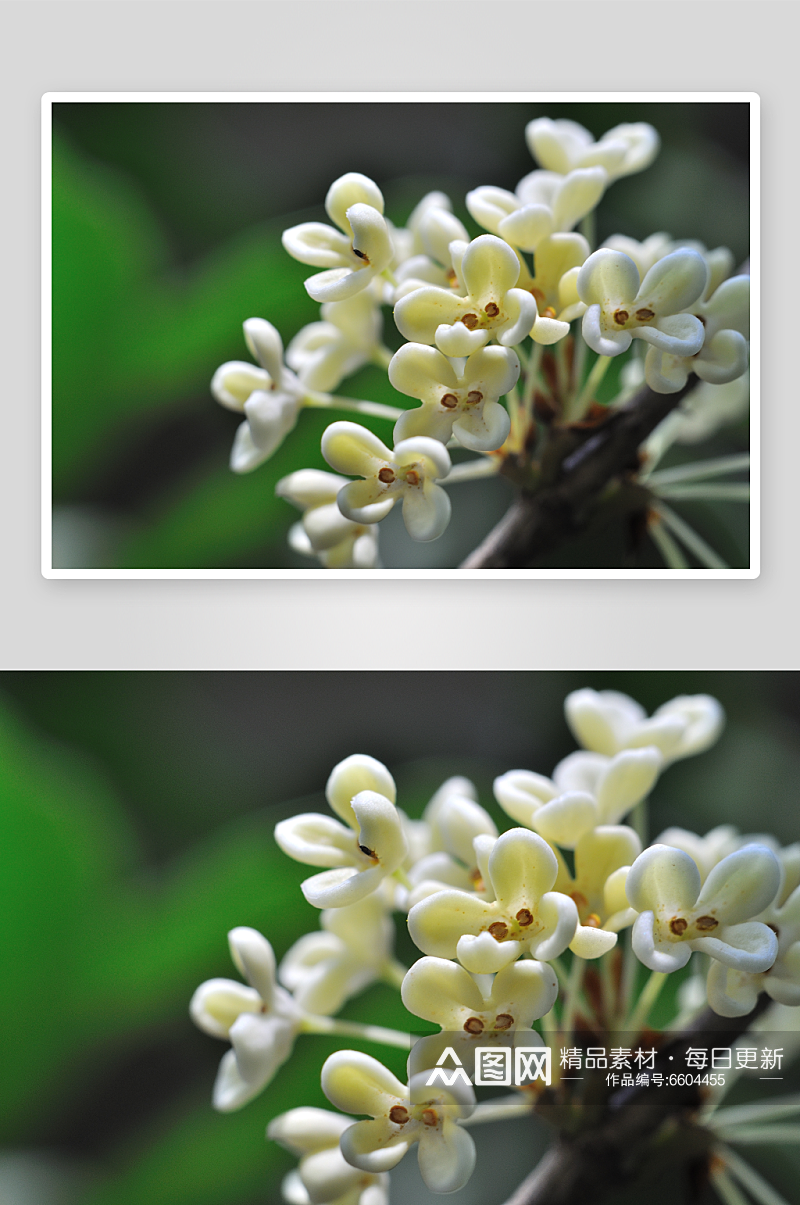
[3,0,794,668]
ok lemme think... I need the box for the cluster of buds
[190,688,797,1202]
[209,114,751,569]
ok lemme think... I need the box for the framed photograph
[42,93,757,578]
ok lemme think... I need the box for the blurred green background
[0,670,796,1205]
[50,100,750,570]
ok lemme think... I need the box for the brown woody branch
[503,995,772,1205]
[461,376,697,569]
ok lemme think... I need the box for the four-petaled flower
[268,1106,389,1205]
[564,689,725,762]
[211,317,305,472]
[321,422,452,542]
[407,828,578,973]
[393,234,538,357]
[321,1050,477,1194]
[644,274,750,393]
[493,746,662,849]
[282,173,394,303]
[525,118,660,180]
[285,290,385,393]
[577,248,708,360]
[274,754,407,908]
[190,927,301,1111]
[276,468,380,569]
[389,343,519,451]
[552,826,642,959]
[626,843,781,978]
[467,168,607,259]
[401,955,557,1034]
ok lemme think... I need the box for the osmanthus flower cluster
[189,688,797,1205]
[209,113,751,570]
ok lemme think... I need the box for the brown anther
[389,1105,409,1125]
[378,467,396,484]
[695,915,719,931]
[260,1004,268,1013]
[613,309,629,325]
[515,908,534,927]
[484,302,500,317]
[352,247,369,262]
[440,392,459,410]
[584,913,602,928]
[494,1013,514,1031]
[463,1016,484,1035]
[461,313,479,330]
[405,469,420,486]
[670,917,688,936]
[488,921,509,941]
[421,1108,438,1127]
[359,844,377,858]
[635,307,655,321]
[466,390,483,404]
[570,892,589,911]
[542,306,557,319]
[446,269,458,287]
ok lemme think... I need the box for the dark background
[50,101,750,569]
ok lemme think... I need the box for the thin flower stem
[540,1004,558,1048]
[719,1144,794,1205]
[381,959,409,990]
[655,484,750,503]
[371,345,395,370]
[301,1015,413,1049]
[304,391,404,421]
[522,341,544,416]
[629,797,649,847]
[571,327,587,404]
[710,1095,800,1129]
[566,354,611,422]
[550,957,571,992]
[444,457,500,484]
[649,519,690,569]
[554,338,570,406]
[710,1165,751,1205]
[654,502,729,569]
[561,955,585,1044]
[624,969,668,1035]
[462,1096,535,1125]
[619,930,638,1027]
[714,1124,800,1144]
[646,453,751,486]
[599,949,617,1030]
[580,210,596,252]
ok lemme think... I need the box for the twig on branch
[502,995,772,1205]
[462,376,697,569]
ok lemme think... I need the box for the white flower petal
[190,978,262,1038]
[418,1118,476,1193]
[228,927,277,1005]
[326,754,397,827]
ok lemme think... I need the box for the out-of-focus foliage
[49,102,749,569]
[0,672,797,1205]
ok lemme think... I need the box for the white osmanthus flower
[389,343,519,451]
[274,754,407,908]
[285,291,385,393]
[282,173,394,303]
[321,1051,477,1194]
[393,234,538,357]
[521,232,591,331]
[401,955,557,1036]
[602,233,675,281]
[211,317,306,472]
[493,745,662,849]
[321,421,452,542]
[564,689,725,763]
[278,895,396,1015]
[577,248,708,363]
[551,826,642,959]
[707,886,800,1017]
[626,843,781,985]
[190,927,302,1111]
[276,469,380,569]
[525,118,660,180]
[268,1107,389,1205]
[655,824,743,882]
[466,168,607,256]
[407,827,578,974]
[644,273,750,394]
